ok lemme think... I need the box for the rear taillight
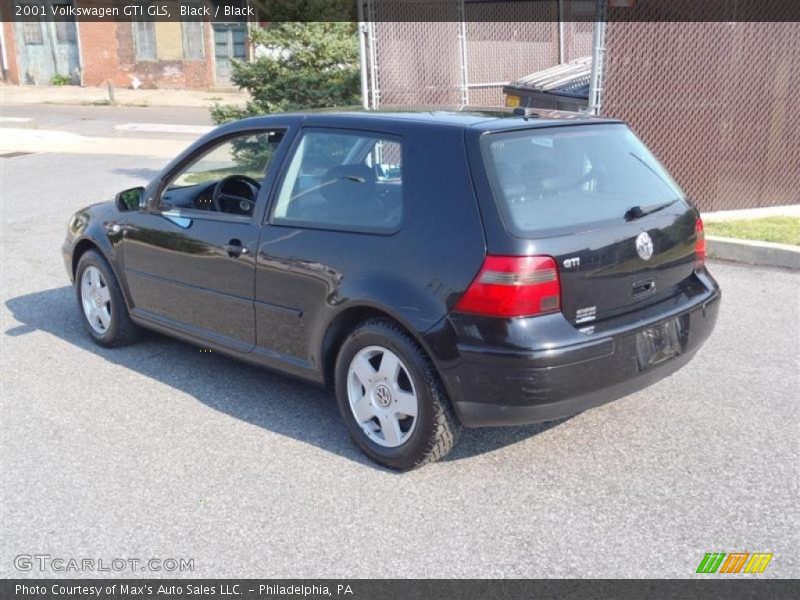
[454,255,561,318]
[695,217,706,269]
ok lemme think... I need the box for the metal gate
[358,0,595,109]
[13,0,79,84]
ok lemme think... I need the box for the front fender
[65,202,129,302]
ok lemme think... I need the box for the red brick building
[0,1,252,89]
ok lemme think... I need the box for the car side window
[158,130,285,218]
[271,130,403,232]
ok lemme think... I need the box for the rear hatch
[481,122,701,327]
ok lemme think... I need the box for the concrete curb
[0,84,248,109]
[707,236,800,269]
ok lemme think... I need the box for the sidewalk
[0,83,249,109]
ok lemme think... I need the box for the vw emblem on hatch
[635,231,654,261]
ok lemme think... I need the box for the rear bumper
[434,274,720,427]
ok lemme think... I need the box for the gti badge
[636,231,654,261]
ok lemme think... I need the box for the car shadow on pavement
[5,286,569,470]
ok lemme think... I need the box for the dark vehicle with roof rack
[62,109,720,470]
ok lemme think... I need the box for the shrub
[211,22,361,124]
[51,74,72,86]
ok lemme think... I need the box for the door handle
[223,240,249,258]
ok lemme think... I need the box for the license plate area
[635,317,686,370]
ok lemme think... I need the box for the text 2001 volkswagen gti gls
[63,110,720,470]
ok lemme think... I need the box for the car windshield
[482,123,685,237]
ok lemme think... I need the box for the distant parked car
[63,110,720,470]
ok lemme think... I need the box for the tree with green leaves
[211,22,361,124]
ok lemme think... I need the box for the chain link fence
[363,1,594,108]
[361,2,799,211]
[603,21,799,211]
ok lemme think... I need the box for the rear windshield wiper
[624,199,679,222]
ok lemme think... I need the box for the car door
[253,127,406,374]
[122,129,288,352]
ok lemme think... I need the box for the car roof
[233,108,623,134]
[308,109,622,132]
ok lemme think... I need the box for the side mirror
[115,187,145,212]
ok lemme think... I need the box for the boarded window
[22,23,44,45]
[53,3,77,44]
[182,20,204,60]
[54,20,76,44]
[133,21,156,61]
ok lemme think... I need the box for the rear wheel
[334,319,460,470]
[75,250,139,347]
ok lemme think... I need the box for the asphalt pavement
[1,104,213,140]
[0,110,798,579]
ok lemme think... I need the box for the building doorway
[213,23,247,86]
[13,0,79,84]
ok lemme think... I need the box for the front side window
[482,124,685,237]
[159,130,285,217]
[272,130,403,232]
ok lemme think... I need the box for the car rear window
[482,123,685,237]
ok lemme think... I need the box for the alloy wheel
[80,265,112,334]
[346,345,419,448]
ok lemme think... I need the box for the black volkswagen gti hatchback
[63,110,720,470]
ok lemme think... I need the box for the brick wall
[82,22,215,89]
[0,0,19,84]
[78,22,125,86]
[1,20,20,84]
[1,17,216,89]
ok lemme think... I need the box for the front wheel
[75,250,139,347]
[334,319,460,470]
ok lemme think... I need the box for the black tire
[75,250,139,347]
[334,318,460,470]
